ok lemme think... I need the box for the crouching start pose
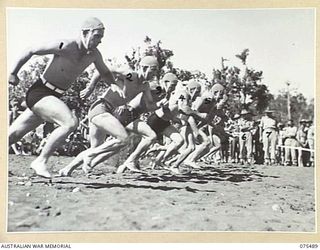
[8,17,119,178]
[58,56,160,176]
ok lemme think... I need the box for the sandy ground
[7,154,315,232]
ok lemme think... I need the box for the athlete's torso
[43,40,99,89]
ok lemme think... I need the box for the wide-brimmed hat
[300,119,307,123]
[265,108,274,113]
[233,114,240,119]
[240,109,251,116]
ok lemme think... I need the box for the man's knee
[202,138,211,147]
[188,144,195,152]
[117,132,130,144]
[143,131,157,142]
[185,144,195,155]
[174,137,184,149]
[63,117,79,132]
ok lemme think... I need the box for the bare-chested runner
[58,56,161,176]
[119,75,209,174]
[8,17,120,178]
[184,83,225,168]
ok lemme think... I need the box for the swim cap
[186,79,201,89]
[81,17,105,31]
[211,83,225,92]
[162,72,178,82]
[140,56,158,67]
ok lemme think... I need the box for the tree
[213,49,272,116]
[269,90,314,124]
[125,36,174,77]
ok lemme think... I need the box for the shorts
[88,99,115,122]
[112,106,140,127]
[26,78,63,109]
[147,113,171,136]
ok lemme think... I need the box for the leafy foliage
[9,42,313,127]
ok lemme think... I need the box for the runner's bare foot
[169,166,182,175]
[116,164,127,174]
[184,160,201,169]
[31,159,51,178]
[82,152,95,172]
[82,164,92,174]
[58,167,72,177]
[117,162,142,174]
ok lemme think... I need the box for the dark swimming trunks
[88,98,115,122]
[147,113,171,136]
[26,78,63,109]
[112,106,140,127]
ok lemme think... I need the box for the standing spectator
[227,114,240,163]
[297,120,308,167]
[259,109,277,165]
[276,123,285,165]
[238,109,254,165]
[283,120,299,166]
[252,120,263,164]
[307,120,314,167]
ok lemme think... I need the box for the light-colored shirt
[297,126,307,144]
[260,116,277,130]
[284,126,298,138]
[238,118,254,133]
[307,126,314,140]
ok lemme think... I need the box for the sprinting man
[8,17,119,178]
[58,56,160,176]
[118,74,198,174]
[184,83,225,168]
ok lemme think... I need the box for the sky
[6,8,315,99]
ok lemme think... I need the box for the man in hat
[283,120,298,166]
[297,119,308,166]
[259,108,277,165]
[8,17,120,178]
[238,109,255,164]
[276,122,285,165]
[227,114,240,163]
[306,120,314,167]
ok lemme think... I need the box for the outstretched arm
[9,40,66,86]
[83,55,126,99]
[80,71,106,99]
[142,84,159,112]
[93,51,116,85]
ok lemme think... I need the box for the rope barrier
[277,145,314,152]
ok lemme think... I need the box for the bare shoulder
[51,39,77,52]
[27,38,77,56]
[90,48,103,59]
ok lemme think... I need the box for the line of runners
[8,17,314,178]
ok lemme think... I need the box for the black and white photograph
[6,7,315,233]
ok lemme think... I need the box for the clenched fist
[8,73,19,86]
